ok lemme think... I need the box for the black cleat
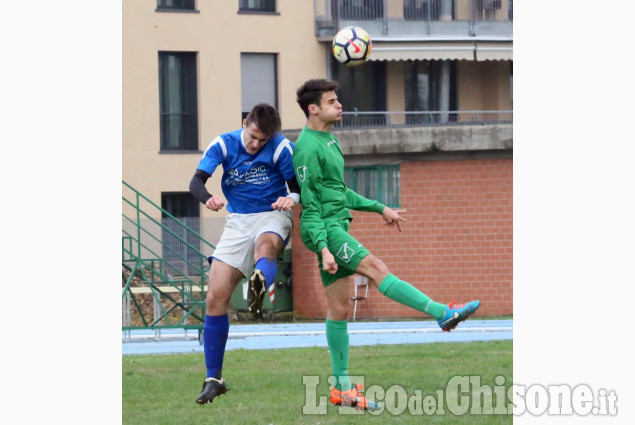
[196,377,229,405]
[247,269,266,316]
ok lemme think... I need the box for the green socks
[325,319,352,391]
[377,274,447,320]
[325,276,445,391]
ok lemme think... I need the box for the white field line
[227,327,512,338]
[123,326,512,341]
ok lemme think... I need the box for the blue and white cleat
[437,300,481,332]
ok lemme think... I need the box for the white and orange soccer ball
[332,26,372,66]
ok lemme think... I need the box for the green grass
[123,340,512,425]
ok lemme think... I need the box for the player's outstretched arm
[292,148,329,251]
[381,207,407,232]
[344,187,386,215]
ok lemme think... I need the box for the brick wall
[291,157,513,319]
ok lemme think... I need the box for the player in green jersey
[292,79,481,411]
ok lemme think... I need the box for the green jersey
[292,126,386,254]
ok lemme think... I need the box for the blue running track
[122,319,512,356]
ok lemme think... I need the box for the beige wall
[386,61,406,124]
[123,0,326,218]
[456,60,512,112]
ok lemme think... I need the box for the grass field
[123,340,512,425]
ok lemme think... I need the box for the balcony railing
[314,0,513,38]
[333,110,512,128]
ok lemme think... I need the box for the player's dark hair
[245,103,281,139]
[296,79,341,118]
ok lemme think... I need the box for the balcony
[333,110,512,128]
[283,117,513,162]
[314,0,513,40]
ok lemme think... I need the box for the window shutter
[241,53,277,114]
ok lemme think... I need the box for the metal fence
[316,0,512,22]
[333,110,512,128]
[314,0,513,37]
[122,216,226,275]
[122,180,228,333]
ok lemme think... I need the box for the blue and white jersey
[197,129,295,214]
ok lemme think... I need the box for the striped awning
[368,41,475,61]
[367,40,512,61]
[475,41,513,61]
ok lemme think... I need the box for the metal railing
[122,181,216,334]
[314,0,513,37]
[333,110,512,128]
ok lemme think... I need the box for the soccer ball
[332,26,372,66]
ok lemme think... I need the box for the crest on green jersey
[336,243,355,263]
[296,165,308,182]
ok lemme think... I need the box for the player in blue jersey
[189,103,300,405]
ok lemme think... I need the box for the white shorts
[210,210,293,277]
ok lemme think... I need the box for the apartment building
[122,0,513,319]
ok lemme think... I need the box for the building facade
[122,0,513,319]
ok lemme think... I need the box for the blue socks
[203,314,229,379]
[255,257,277,288]
[255,257,277,302]
[202,258,273,380]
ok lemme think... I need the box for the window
[161,192,200,275]
[241,53,278,120]
[239,0,276,13]
[344,165,400,208]
[404,60,456,124]
[157,0,196,11]
[159,52,199,151]
[331,58,386,127]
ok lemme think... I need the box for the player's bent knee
[328,302,349,321]
[359,255,390,280]
[256,231,284,250]
[329,310,349,321]
[207,286,231,305]
[206,292,231,315]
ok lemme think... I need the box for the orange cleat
[329,384,381,411]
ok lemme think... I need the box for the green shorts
[301,219,370,287]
